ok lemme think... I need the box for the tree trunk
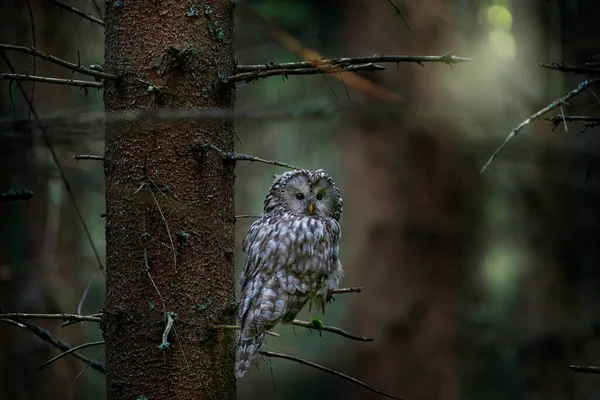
[102,1,237,399]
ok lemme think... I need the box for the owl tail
[235,334,264,379]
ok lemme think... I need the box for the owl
[235,169,344,378]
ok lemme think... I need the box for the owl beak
[307,202,314,214]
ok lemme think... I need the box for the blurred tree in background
[2,0,600,399]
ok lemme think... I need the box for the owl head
[263,169,343,221]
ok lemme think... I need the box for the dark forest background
[2,0,600,399]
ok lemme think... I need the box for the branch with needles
[0,73,103,88]
[45,0,106,26]
[258,350,402,400]
[1,189,34,202]
[232,53,471,83]
[200,143,301,170]
[0,313,105,373]
[480,78,600,173]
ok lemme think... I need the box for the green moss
[309,317,323,329]
[187,4,200,17]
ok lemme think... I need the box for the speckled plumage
[235,169,344,378]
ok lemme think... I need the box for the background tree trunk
[102,1,237,399]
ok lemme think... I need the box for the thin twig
[0,73,102,88]
[90,0,103,18]
[0,313,105,373]
[0,43,118,80]
[570,364,600,374]
[259,350,402,400]
[383,0,411,31]
[540,63,600,75]
[73,154,105,161]
[229,63,385,83]
[148,188,177,271]
[480,78,600,173]
[212,325,280,337]
[38,340,105,370]
[45,0,105,26]
[235,214,260,219]
[75,348,105,378]
[0,312,101,323]
[545,114,600,132]
[0,50,105,273]
[0,189,34,202]
[291,319,373,342]
[235,53,471,73]
[330,287,363,295]
[201,143,301,170]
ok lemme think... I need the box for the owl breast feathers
[235,169,343,378]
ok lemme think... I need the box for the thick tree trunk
[102,1,237,399]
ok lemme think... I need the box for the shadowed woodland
[1,0,600,399]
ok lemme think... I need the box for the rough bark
[103,1,237,399]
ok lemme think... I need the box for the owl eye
[316,193,323,200]
[296,193,305,200]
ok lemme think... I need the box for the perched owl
[235,169,344,378]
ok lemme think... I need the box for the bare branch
[235,214,260,219]
[480,78,600,173]
[0,189,34,202]
[0,43,118,80]
[0,73,103,88]
[258,350,402,400]
[229,63,385,83]
[45,0,105,26]
[0,313,105,373]
[73,154,105,161]
[330,287,363,295]
[212,325,281,337]
[38,340,105,370]
[200,143,301,170]
[0,312,101,323]
[540,63,600,75]
[291,319,373,342]
[545,114,600,132]
[235,53,472,73]
[0,50,105,274]
[570,364,600,374]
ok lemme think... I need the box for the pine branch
[0,50,105,274]
[540,63,600,75]
[480,78,600,173]
[291,319,373,342]
[0,189,34,202]
[0,312,102,323]
[73,154,105,161]
[0,314,105,373]
[0,73,103,88]
[235,53,471,73]
[0,43,118,80]
[259,350,402,400]
[570,364,600,374]
[330,287,363,295]
[229,63,385,83]
[200,143,301,170]
[38,340,105,370]
[45,0,105,26]
[545,114,600,132]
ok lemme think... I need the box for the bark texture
[103,1,236,399]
